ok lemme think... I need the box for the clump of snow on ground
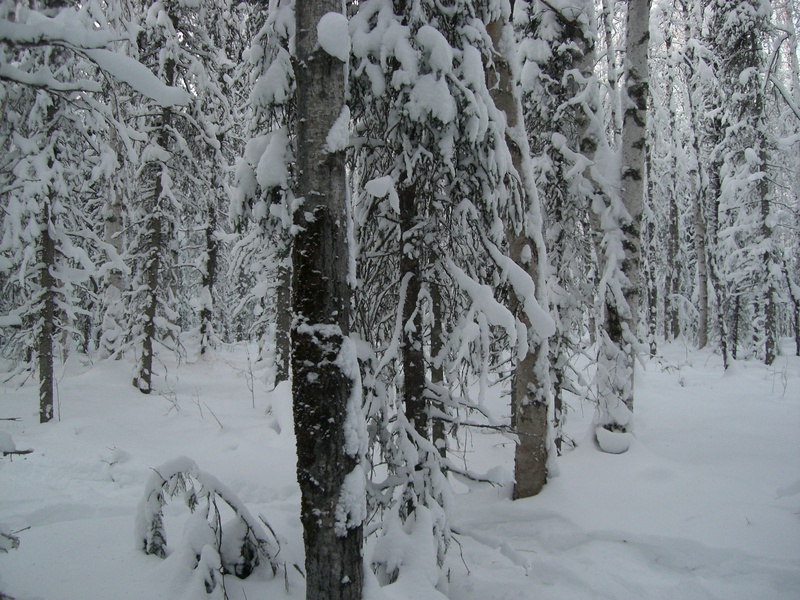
[1,340,799,599]
[0,431,15,453]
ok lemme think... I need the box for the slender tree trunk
[645,218,658,357]
[38,198,56,423]
[199,194,219,356]
[644,140,658,356]
[430,280,446,459]
[292,3,363,598]
[399,183,427,440]
[758,145,777,365]
[134,90,172,393]
[667,191,680,340]
[273,253,291,384]
[690,114,709,350]
[602,0,623,145]
[486,17,551,498]
[617,0,649,359]
[37,1,65,421]
[708,165,729,369]
[589,0,650,448]
[686,24,710,352]
[731,295,740,360]
[664,31,681,342]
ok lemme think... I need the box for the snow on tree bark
[291,3,364,599]
[133,56,174,394]
[516,0,600,456]
[706,0,780,366]
[486,11,552,499]
[590,0,650,450]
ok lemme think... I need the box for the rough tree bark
[199,190,219,356]
[399,182,427,441]
[133,60,173,394]
[38,196,55,423]
[291,3,363,599]
[37,0,69,423]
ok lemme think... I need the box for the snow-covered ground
[1,341,798,599]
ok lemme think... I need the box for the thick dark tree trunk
[292,3,363,599]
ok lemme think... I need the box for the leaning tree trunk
[291,3,364,599]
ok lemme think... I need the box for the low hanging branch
[135,457,283,594]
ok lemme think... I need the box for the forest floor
[1,339,798,599]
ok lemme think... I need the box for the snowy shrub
[0,524,20,600]
[0,525,19,555]
[135,457,281,592]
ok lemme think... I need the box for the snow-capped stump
[135,457,283,593]
[0,431,15,454]
[0,430,31,457]
[595,424,633,454]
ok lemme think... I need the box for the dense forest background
[1,0,798,598]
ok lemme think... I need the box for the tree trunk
[758,147,777,365]
[688,67,709,353]
[707,164,729,369]
[273,253,292,384]
[590,0,650,447]
[199,195,219,356]
[37,1,66,421]
[667,190,680,340]
[292,3,363,599]
[486,17,551,498]
[644,140,658,356]
[399,183,427,441]
[134,88,172,393]
[646,217,658,357]
[99,88,127,360]
[38,198,55,423]
[617,0,649,356]
[430,280,446,459]
[664,30,681,342]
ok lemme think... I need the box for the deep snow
[1,340,798,599]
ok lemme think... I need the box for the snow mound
[0,430,15,453]
[595,425,633,454]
